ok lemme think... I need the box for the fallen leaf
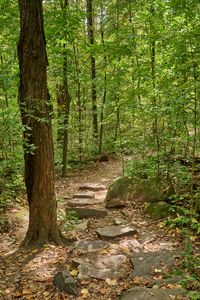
[133,276,144,284]
[70,269,79,276]
[154,268,162,273]
[81,288,89,296]
[22,288,31,295]
[105,278,117,286]
[31,249,39,254]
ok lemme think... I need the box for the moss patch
[147,201,172,220]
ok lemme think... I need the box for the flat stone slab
[121,287,187,300]
[66,207,108,219]
[79,183,107,191]
[73,191,95,199]
[73,240,110,251]
[73,254,127,279]
[67,197,103,207]
[131,250,180,277]
[96,225,138,239]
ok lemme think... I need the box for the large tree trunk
[17,0,67,246]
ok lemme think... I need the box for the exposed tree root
[21,228,72,248]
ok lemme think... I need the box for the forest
[0,0,200,299]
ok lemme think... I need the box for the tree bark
[98,7,107,154]
[86,0,98,143]
[60,0,72,177]
[17,0,67,246]
[73,42,83,161]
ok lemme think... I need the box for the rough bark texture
[17,0,67,246]
[86,0,98,142]
[61,0,72,178]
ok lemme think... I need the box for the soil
[0,158,197,300]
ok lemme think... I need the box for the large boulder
[134,179,175,204]
[105,176,132,208]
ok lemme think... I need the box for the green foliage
[57,209,79,231]
[187,291,200,300]
[179,230,200,291]
[165,214,200,235]
[125,156,160,179]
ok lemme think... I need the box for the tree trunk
[150,3,160,175]
[17,0,67,247]
[73,42,83,161]
[86,0,98,143]
[61,0,72,177]
[98,7,107,154]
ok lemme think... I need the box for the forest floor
[0,158,198,300]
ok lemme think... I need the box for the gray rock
[67,197,103,207]
[73,254,127,280]
[105,177,131,208]
[121,287,187,300]
[139,232,156,245]
[66,207,108,219]
[131,250,180,277]
[95,190,107,201]
[118,239,142,252]
[73,240,110,251]
[73,191,95,199]
[74,220,89,231]
[135,179,175,204]
[96,225,137,239]
[53,271,78,295]
[79,183,107,191]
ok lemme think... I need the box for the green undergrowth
[0,160,24,232]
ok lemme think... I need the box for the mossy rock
[147,201,172,220]
[134,179,175,204]
[105,176,132,208]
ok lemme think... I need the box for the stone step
[73,254,127,280]
[73,240,110,251]
[67,198,103,207]
[66,207,108,219]
[79,183,107,191]
[96,225,138,239]
[73,191,95,199]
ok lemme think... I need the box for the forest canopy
[0,0,200,233]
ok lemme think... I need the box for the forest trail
[0,159,189,300]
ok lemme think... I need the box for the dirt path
[0,159,189,300]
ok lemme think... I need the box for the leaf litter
[0,159,196,299]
